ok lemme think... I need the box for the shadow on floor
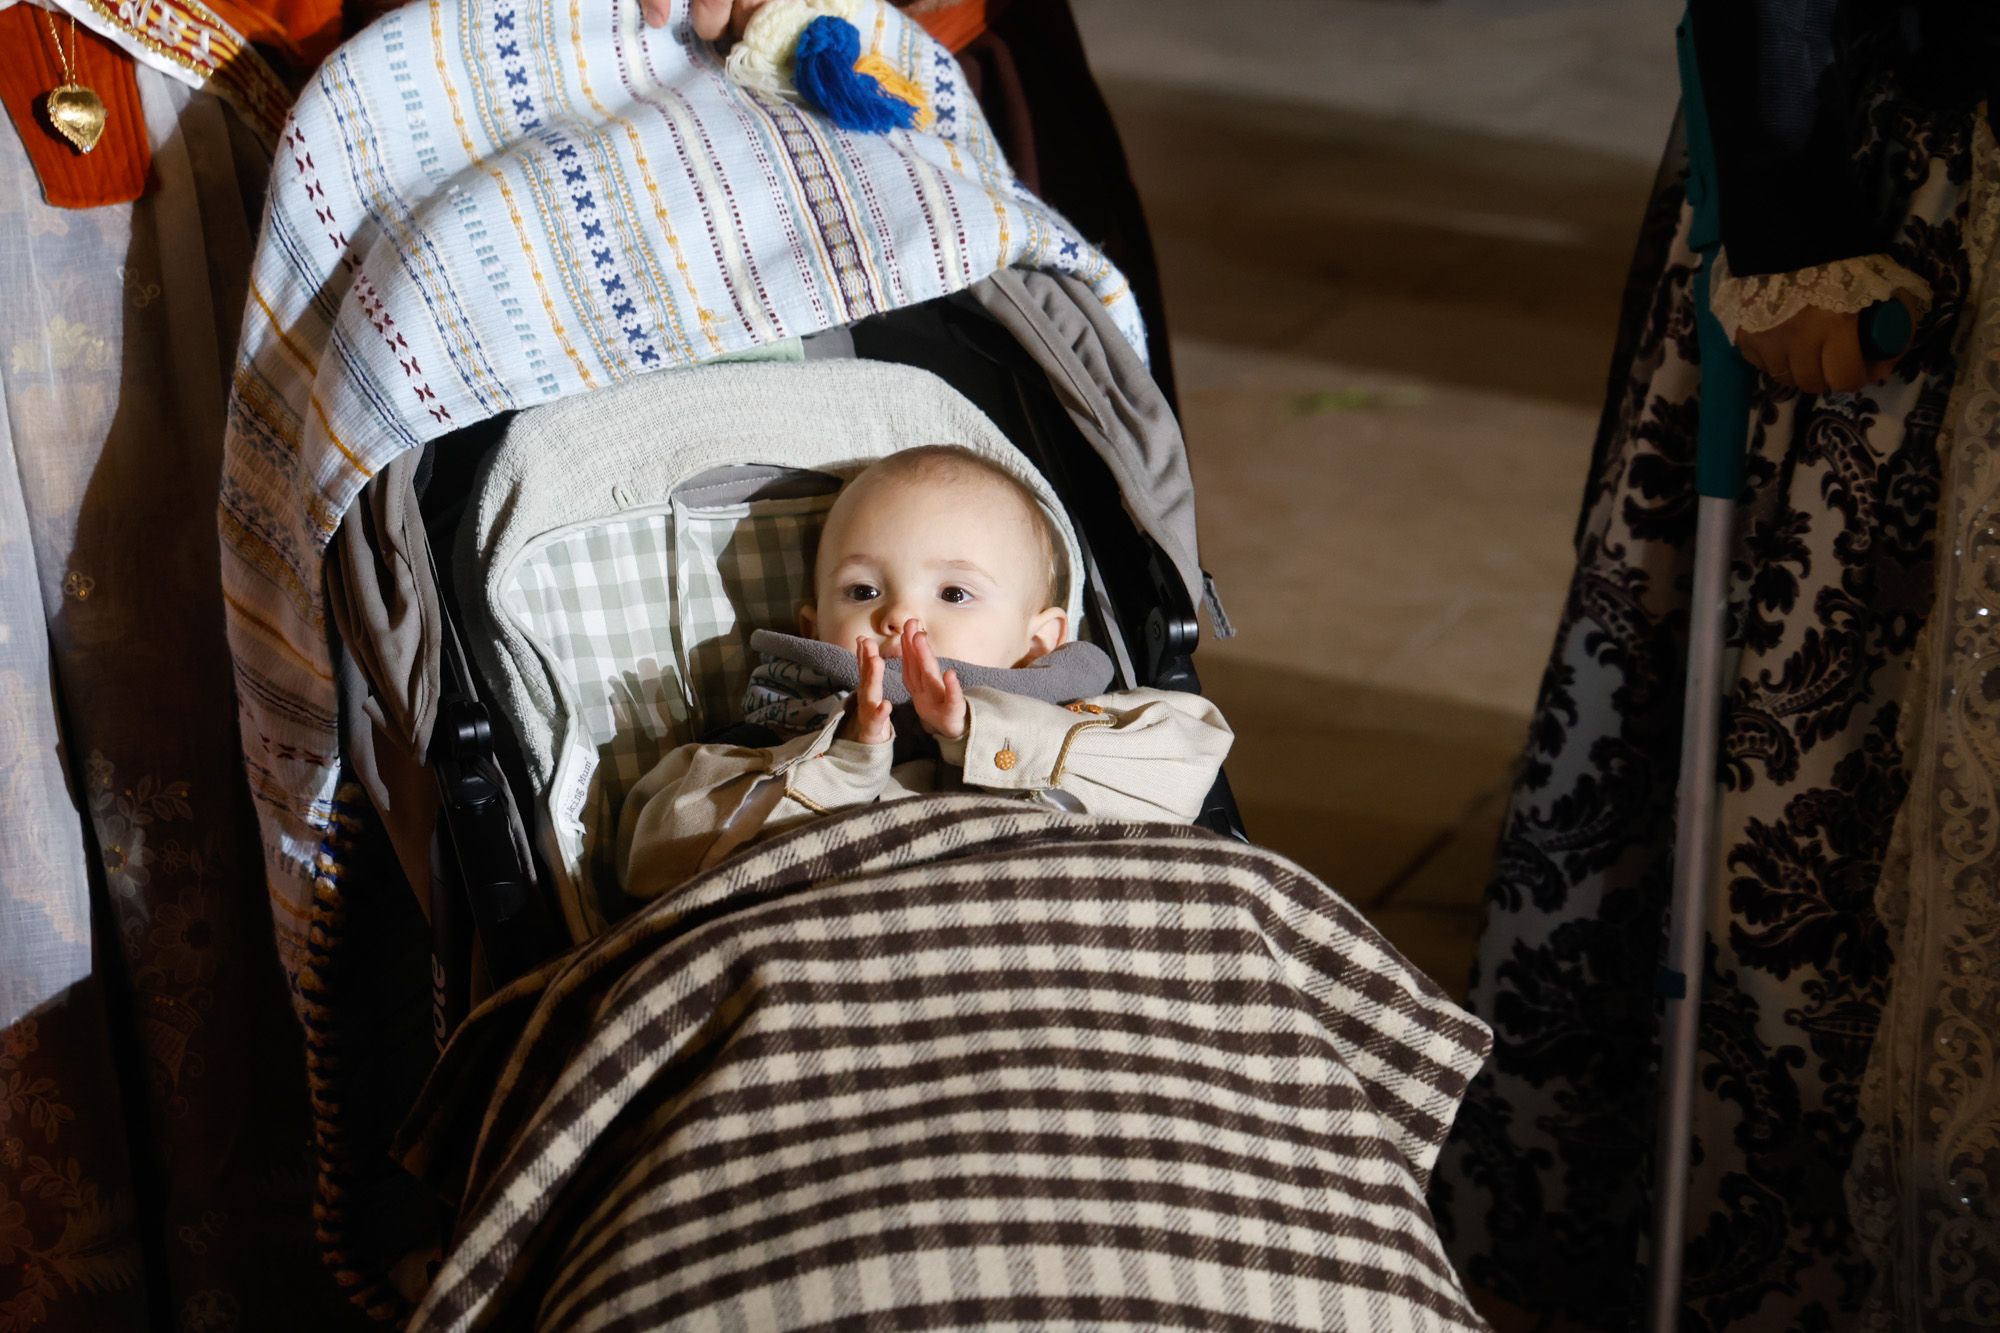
[1200,653,1522,1001]
[1102,76,1662,407]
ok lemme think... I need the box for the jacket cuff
[954,688,1107,793]
[772,715,895,812]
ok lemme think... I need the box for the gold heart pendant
[45,84,107,155]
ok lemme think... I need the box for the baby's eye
[938,585,974,605]
[842,583,880,603]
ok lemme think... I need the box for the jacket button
[994,748,1018,771]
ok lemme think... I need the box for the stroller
[221,1,1494,1326]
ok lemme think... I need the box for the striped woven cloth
[218,0,1141,995]
[397,795,1493,1331]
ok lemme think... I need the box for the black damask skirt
[1428,96,1987,1332]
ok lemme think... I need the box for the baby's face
[801,467,1066,669]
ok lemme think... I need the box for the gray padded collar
[748,629,1115,703]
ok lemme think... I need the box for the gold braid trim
[1049,716,1114,787]
[300,787,411,1323]
[65,0,293,144]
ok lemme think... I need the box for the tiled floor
[1073,0,1682,162]
[1075,4,1676,998]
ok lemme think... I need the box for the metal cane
[1648,13,1912,1330]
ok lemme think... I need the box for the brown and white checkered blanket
[398,795,1492,1331]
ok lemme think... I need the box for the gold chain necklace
[39,7,108,155]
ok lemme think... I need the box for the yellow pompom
[853,51,932,128]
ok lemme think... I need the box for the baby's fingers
[857,637,886,701]
[922,629,948,690]
[922,666,966,740]
[902,622,937,685]
[850,697,893,746]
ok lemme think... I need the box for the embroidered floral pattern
[0,1022,142,1333]
[4,752,263,1325]
[84,751,195,932]
[7,315,113,376]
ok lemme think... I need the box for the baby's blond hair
[822,446,1065,608]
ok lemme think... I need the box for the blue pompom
[793,15,918,134]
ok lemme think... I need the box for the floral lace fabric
[1848,114,2000,1332]
[1709,247,1934,341]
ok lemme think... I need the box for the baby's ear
[797,602,818,638]
[1018,606,1067,666]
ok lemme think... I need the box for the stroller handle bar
[1858,298,1914,363]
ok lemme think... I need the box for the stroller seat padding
[458,358,1088,939]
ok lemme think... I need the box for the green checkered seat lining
[497,491,834,912]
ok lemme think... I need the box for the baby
[616,445,1232,897]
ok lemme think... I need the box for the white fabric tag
[551,737,599,842]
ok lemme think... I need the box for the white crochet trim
[1708,249,1934,342]
[725,0,870,101]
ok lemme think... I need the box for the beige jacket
[617,686,1232,898]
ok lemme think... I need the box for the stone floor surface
[1073,0,1678,999]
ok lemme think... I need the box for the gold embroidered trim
[783,785,833,816]
[69,0,291,142]
[1049,716,1114,786]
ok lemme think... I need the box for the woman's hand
[643,0,774,37]
[841,637,894,746]
[901,622,967,742]
[1735,302,1906,396]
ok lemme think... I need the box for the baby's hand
[842,637,894,746]
[902,622,967,741]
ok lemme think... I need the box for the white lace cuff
[1708,249,1933,343]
